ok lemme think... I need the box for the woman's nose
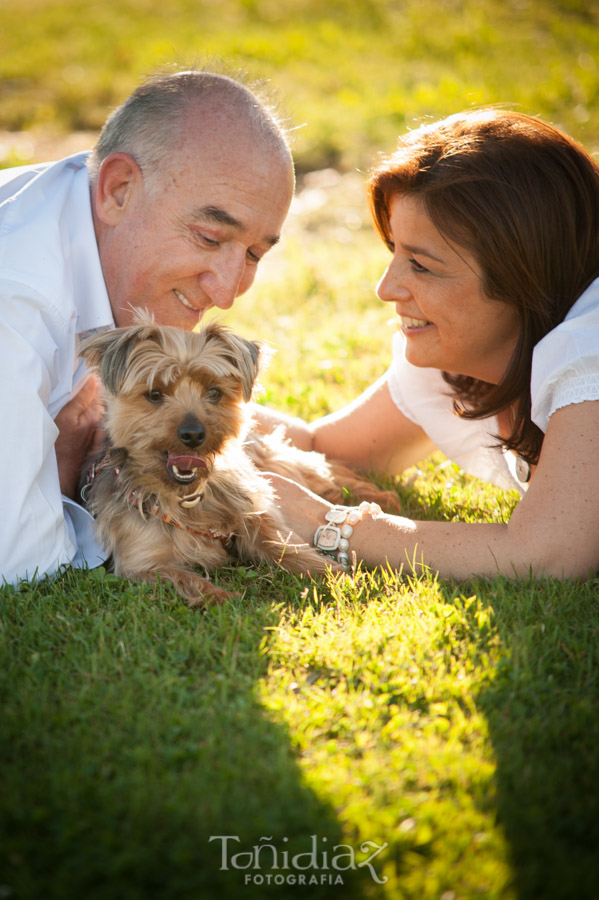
[376,261,411,304]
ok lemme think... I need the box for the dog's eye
[206,387,222,404]
[145,389,164,404]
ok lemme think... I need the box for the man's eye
[246,249,261,264]
[145,389,164,403]
[206,387,222,404]
[191,230,220,248]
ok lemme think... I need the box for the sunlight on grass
[258,578,515,897]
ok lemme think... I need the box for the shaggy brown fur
[79,316,399,605]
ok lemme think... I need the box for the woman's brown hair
[368,108,599,464]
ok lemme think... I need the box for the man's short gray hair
[86,67,291,189]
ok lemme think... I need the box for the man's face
[96,123,294,328]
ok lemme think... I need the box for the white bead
[325,506,348,524]
[340,524,353,539]
[339,538,350,551]
[337,552,350,567]
[346,509,361,525]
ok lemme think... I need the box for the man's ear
[93,152,142,226]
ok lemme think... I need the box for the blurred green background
[1,0,599,173]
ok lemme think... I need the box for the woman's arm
[269,399,599,581]
[500,398,599,578]
[253,374,435,475]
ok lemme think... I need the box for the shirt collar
[66,155,115,334]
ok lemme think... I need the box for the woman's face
[376,194,520,384]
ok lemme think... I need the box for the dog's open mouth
[166,453,207,484]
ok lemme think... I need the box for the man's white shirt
[0,153,114,584]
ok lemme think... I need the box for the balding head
[87,68,293,190]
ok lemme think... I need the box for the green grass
[3,538,599,899]
[3,1,599,897]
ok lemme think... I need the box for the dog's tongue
[167,454,207,471]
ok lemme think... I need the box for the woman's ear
[93,152,142,226]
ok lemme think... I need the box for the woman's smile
[397,314,434,331]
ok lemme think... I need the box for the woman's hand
[267,471,411,574]
[266,473,334,547]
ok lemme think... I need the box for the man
[0,69,295,585]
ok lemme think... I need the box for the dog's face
[80,317,261,498]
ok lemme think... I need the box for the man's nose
[200,251,249,310]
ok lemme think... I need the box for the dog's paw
[173,573,233,607]
[183,579,233,608]
[135,567,234,607]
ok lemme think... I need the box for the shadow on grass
[442,576,599,900]
[0,567,371,900]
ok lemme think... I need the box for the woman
[257,108,599,580]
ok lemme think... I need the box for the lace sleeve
[549,371,599,419]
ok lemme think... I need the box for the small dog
[79,316,398,605]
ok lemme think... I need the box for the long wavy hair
[369,108,599,464]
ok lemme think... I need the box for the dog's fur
[79,317,398,605]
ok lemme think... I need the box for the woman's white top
[387,276,599,495]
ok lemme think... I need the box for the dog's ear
[222,332,262,402]
[79,323,157,394]
[201,322,262,402]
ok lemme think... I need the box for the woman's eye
[206,387,222,404]
[409,258,429,274]
[145,389,164,404]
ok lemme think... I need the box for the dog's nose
[177,415,206,448]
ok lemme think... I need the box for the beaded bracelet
[314,501,382,568]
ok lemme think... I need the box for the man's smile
[174,288,203,312]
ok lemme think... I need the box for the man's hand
[54,375,104,500]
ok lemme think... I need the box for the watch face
[315,524,341,552]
